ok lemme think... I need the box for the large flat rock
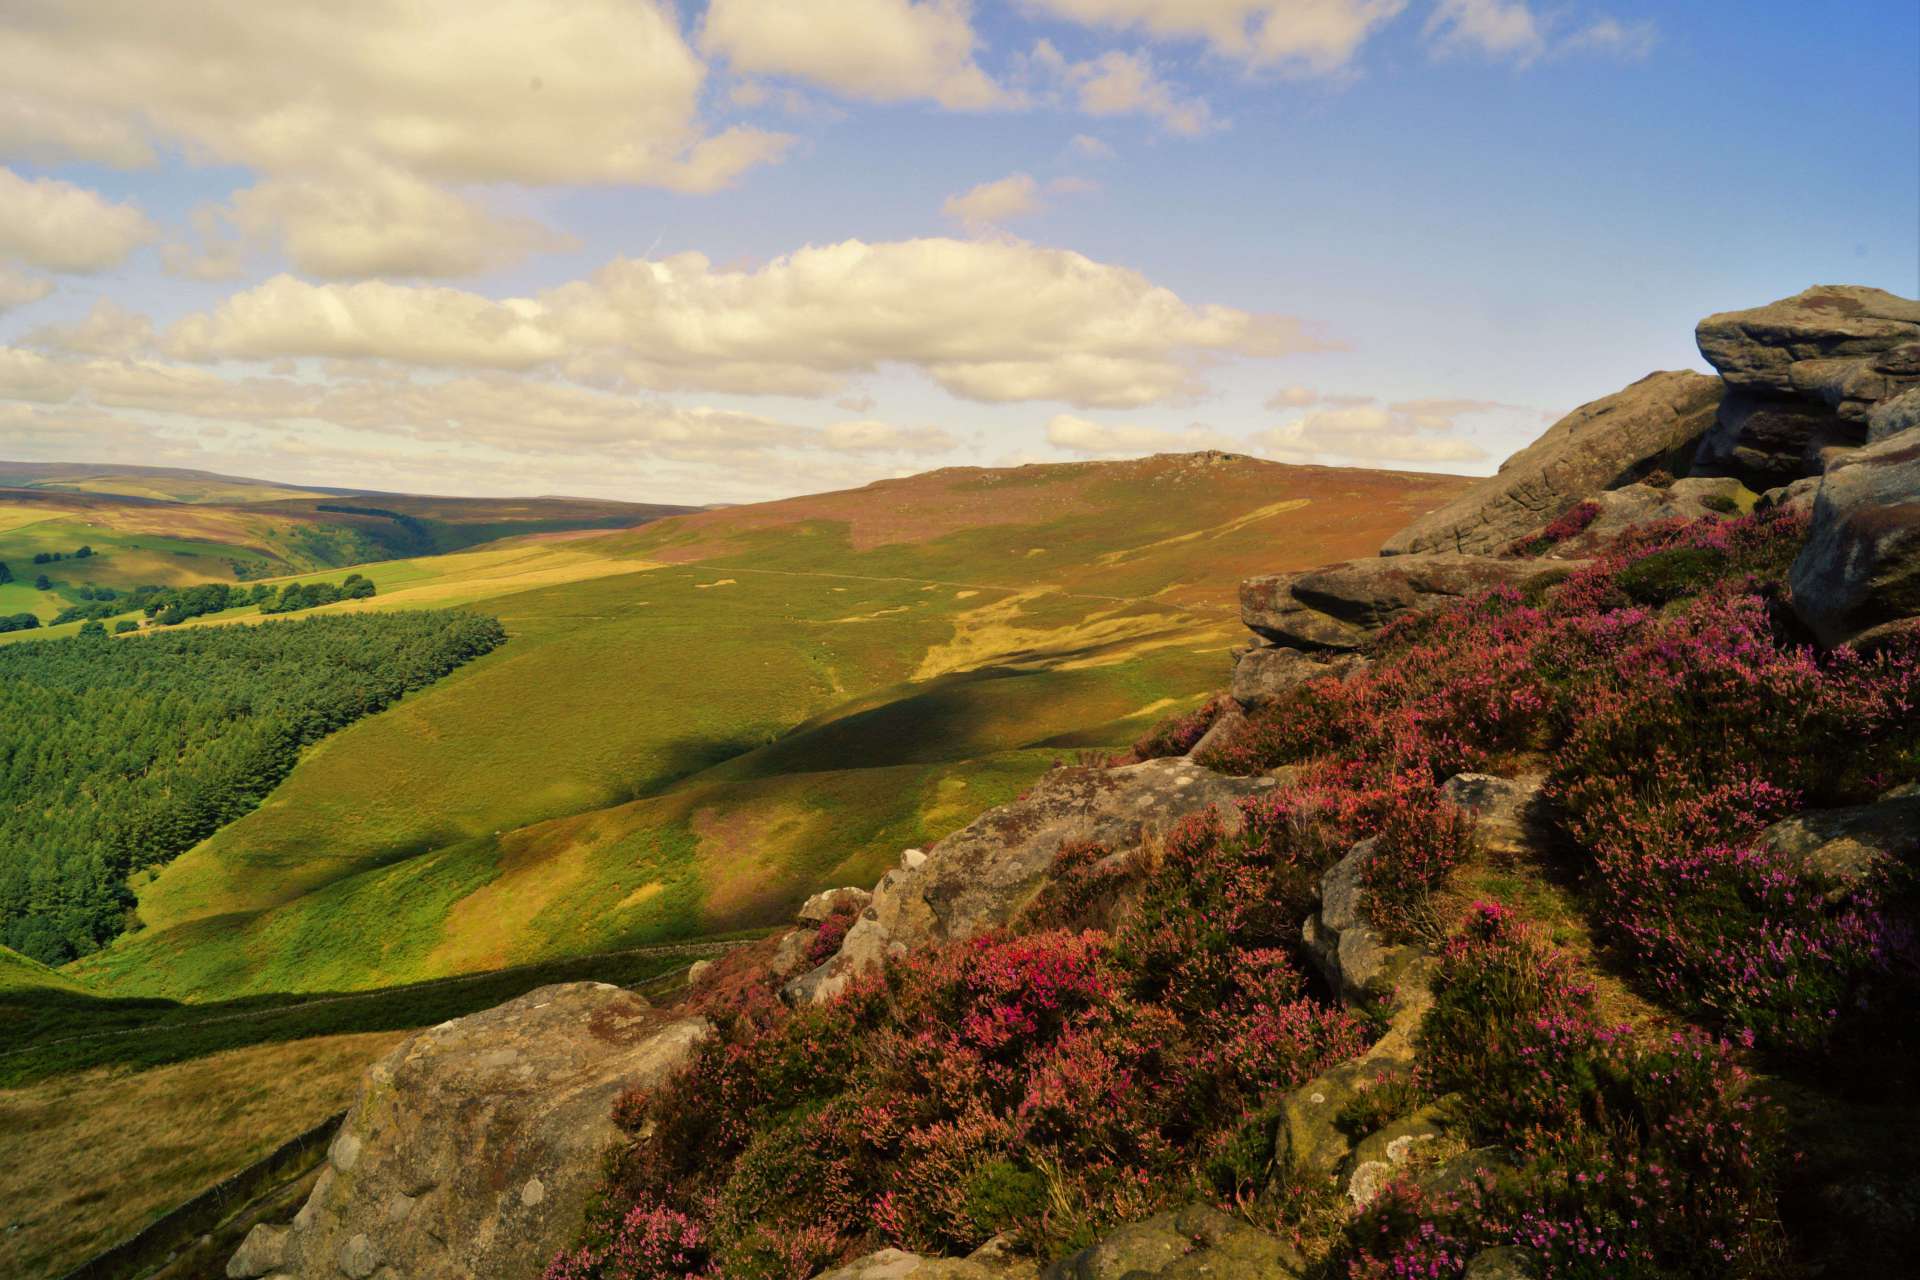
[263,983,709,1280]
[1380,371,1721,556]
[1696,285,1920,419]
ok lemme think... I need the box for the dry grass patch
[0,1031,403,1279]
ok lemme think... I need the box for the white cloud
[0,166,154,272]
[218,165,577,280]
[169,238,1331,409]
[25,298,154,355]
[0,1,788,190]
[1424,0,1544,63]
[0,347,960,502]
[943,172,1095,229]
[701,0,1011,111]
[1560,17,1658,61]
[0,263,52,313]
[945,173,1046,228]
[1024,0,1409,74]
[1424,2,1654,65]
[166,276,565,369]
[823,420,960,453]
[1045,412,1238,455]
[1255,398,1499,464]
[1030,41,1217,135]
[1070,133,1116,159]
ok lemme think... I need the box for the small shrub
[1699,492,1739,514]
[1334,1071,1423,1139]
[1613,546,1729,605]
[1131,697,1227,760]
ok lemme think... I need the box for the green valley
[25,453,1465,1000]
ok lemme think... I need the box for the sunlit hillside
[66,453,1468,999]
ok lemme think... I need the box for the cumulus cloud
[0,1,788,191]
[0,345,962,501]
[822,420,960,453]
[1424,0,1545,63]
[1255,396,1507,464]
[1070,133,1116,159]
[944,173,1046,228]
[1425,2,1655,65]
[0,166,155,272]
[1024,0,1409,74]
[1264,385,1376,410]
[0,263,53,313]
[166,276,565,369]
[1045,412,1238,455]
[942,173,1095,229]
[1030,41,1217,135]
[217,166,577,280]
[169,238,1332,409]
[701,0,1011,110]
[26,298,154,355]
[1559,17,1659,60]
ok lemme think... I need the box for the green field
[0,462,694,629]
[52,454,1466,1000]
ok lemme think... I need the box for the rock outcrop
[1045,1205,1305,1280]
[1788,426,1920,647]
[1533,476,1747,557]
[1228,644,1367,708]
[788,758,1275,1004]
[252,984,709,1280]
[1380,371,1722,557]
[1690,286,1920,487]
[1757,792,1920,898]
[1440,773,1546,862]
[818,1245,1037,1280]
[1241,554,1571,651]
[1696,285,1920,420]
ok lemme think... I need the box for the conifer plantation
[0,613,505,963]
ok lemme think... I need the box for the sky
[0,1,1914,505]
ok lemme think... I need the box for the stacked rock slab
[1693,286,1920,487]
[1379,370,1721,557]
[237,984,710,1280]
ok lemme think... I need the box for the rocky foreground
[234,286,1920,1280]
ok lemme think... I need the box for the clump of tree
[0,610,507,963]
[0,561,12,584]
[260,573,376,614]
[31,546,92,564]
[0,613,39,633]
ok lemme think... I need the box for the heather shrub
[1355,906,1785,1279]
[1358,776,1476,940]
[570,920,1363,1276]
[1613,545,1728,605]
[805,901,861,968]
[1699,492,1739,514]
[1506,500,1601,557]
[1131,697,1226,760]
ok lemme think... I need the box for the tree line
[0,610,506,964]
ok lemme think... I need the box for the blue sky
[0,1,1914,503]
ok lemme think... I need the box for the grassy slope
[0,464,690,624]
[0,1031,407,1280]
[69,454,1467,1000]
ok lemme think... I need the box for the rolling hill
[0,460,695,629]
[57,452,1471,1000]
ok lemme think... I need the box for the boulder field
[233,285,1920,1280]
